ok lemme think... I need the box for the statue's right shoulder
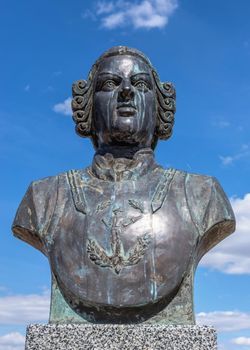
[12,174,59,256]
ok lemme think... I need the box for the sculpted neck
[95,144,152,159]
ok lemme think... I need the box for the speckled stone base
[25,324,217,350]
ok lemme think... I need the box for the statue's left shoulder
[183,172,236,261]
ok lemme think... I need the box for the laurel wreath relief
[86,199,151,274]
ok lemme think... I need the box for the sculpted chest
[47,168,197,322]
[12,164,235,323]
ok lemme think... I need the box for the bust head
[72,46,176,153]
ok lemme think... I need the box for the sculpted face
[93,55,157,149]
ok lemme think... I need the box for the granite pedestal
[25,324,217,350]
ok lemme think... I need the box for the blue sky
[1,0,250,349]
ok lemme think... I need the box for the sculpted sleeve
[12,176,58,255]
[185,174,236,262]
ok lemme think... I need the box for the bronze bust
[12,46,235,325]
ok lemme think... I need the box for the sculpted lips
[116,103,136,117]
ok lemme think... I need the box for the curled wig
[72,46,176,149]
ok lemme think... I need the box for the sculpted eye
[134,81,149,91]
[102,80,117,91]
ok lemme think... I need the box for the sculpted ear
[71,79,92,138]
[152,71,176,141]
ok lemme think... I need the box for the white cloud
[103,12,125,28]
[217,121,230,128]
[232,337,250,346]
[197,311,250,332]
[52,71,62,77]
[45,85,54,92]
[0,332,25,350]
[81,9,97,20]
[219,144,250,166]
[0,292,49,325]
[219,155,234,165]
[200,193,250,274]
[94,0,178,30]
[53,97,72,116]
[96,1,115,14]
[0,285,8,292]
[211,118,231,129]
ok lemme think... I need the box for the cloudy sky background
[1,0,250,349]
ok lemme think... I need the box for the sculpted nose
[118,81,134,101]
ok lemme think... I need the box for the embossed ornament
[87,204,151,274]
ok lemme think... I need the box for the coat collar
[90,148,158,181]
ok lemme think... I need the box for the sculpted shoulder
[175,170,235,261]
[12,172,61,255]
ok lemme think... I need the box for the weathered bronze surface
[12,46,235,324]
